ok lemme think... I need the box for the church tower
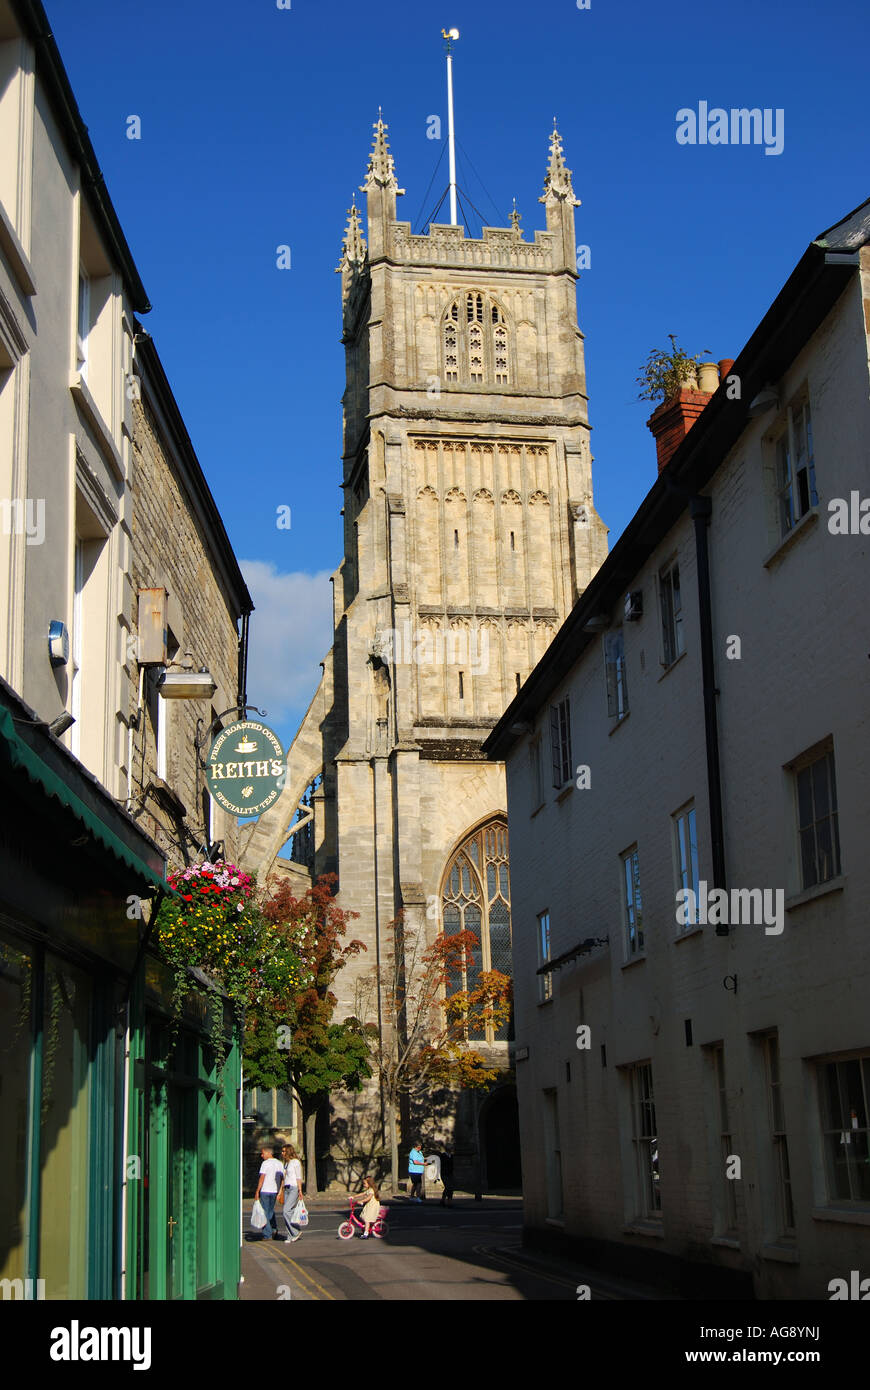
[249,117,608,1181]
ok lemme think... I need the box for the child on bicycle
[351,1178,381,1238]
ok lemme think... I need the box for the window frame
[672,801,700,933]
[790,744,841,891]
[710,1043,738,1235]
[629,1061,661,1219]
[76,265,90,381]
[529,735,545,811]
[604,628,629,719]
[772,394,817,540]
[659,557,684,668]
[441,292,511,388]
[549,697,572,790]
[537,909,552,1004]
[761,1032,796,1237]
[440,819,512,1042]
[818,1052,870,1207]
[621,845,644,960]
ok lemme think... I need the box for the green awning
[0,706,170,894]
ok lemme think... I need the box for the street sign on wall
[206,720,285,817]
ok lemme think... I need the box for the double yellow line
[270,1242,336,1300]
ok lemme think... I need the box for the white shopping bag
[250,1198,268,1230]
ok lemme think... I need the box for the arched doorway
[480,1087,522,1190]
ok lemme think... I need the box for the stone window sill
[763,506,819,569]
[545,1217,565,1228]
[0,200,36,296]
[657,648,688,682]
[785,875,845,912]
[811,1205,870,1227]
[760,1241,799,1263]
[710,1235,741,1250]
[621,953,647,971]
[555,782,574,805]
[622,1220,664,1239]
[674,925,704,944]
[70,373,124,479]
[609,712,630,736]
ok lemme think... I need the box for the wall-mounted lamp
[747,386,779,418]
[48,620,70,667]
[157,667,217,701]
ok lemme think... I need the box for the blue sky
[46,0,868,750]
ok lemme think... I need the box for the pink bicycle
[337,1198,389,1239]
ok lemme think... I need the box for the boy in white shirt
[255,1144,285,1240]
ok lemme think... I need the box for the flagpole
[442,27,460,226]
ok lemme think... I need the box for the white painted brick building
[485,199,870,1299]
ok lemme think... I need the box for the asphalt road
[240,1195,666,1301]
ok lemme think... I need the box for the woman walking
[280,1144,305,1243]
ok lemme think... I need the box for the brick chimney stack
[647,359,727,474]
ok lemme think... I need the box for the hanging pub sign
[206,720,285,817]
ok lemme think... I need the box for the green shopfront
[0,678,241,1300]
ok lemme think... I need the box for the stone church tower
[248,117,607,1184]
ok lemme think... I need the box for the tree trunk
[304,1108,319,1195]
[387,1098,399,1194]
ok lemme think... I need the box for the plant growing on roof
[636,334,713,404]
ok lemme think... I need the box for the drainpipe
[690,496,728,933]
[126,665,146,811]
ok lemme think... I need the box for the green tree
[242,874,369,1194]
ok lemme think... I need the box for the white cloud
[239,561,333,736]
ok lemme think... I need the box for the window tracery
[441,293,511,387]
[440,818,512,1042]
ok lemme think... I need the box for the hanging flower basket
[154,859,304,1083]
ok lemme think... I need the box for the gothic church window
[440,818,512,1043]
[441,294,511,387]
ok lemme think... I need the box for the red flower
[183,894,193,902]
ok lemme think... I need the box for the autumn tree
[243,874,369,1194]
[354,911,512,1190]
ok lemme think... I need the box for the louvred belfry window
[441,293,511,387]
[440,818,513,1043]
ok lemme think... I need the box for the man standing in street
[255,1143,284,1240]
[408,1141,425,1202]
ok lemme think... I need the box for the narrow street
[239,1195,670,1301]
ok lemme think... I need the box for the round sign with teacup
[206,720,285,817]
